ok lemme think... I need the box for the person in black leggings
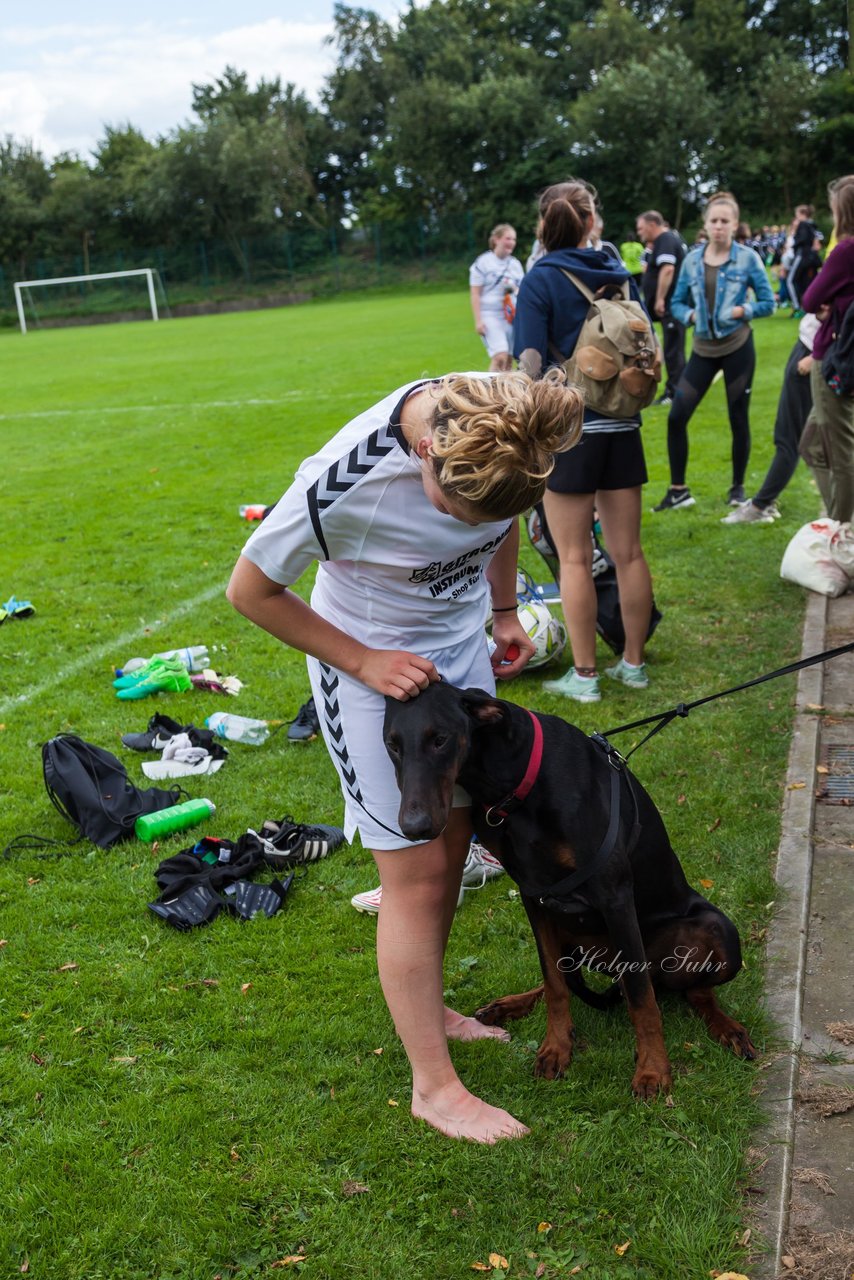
[654,192,776,511]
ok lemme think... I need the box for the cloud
[0,18,336,160]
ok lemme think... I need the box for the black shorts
[548,429,647,495]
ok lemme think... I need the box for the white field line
[0,396,319,422]
[0,579,229,717]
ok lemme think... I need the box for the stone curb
[755,588,828,1279]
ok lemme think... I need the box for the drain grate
[817,745,854,804]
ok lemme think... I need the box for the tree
[91,125,158,252]
[0,139,50,273]
[571,47,719,231]
[141,113,317,271]
[41,155,99,272]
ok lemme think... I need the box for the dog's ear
[460,687,505,726]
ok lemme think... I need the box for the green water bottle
[134,798,215,842]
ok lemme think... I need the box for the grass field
[0,295,821,1280]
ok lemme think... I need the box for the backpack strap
[559,268,631,303]
[548,269,634,367]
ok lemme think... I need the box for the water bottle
[135,798,215,842]
[239,504,267,521]
[205,712,270,745]
[118,645,210,676]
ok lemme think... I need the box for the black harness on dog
[483,711,641,906]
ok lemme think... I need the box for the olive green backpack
[554,270,661,418]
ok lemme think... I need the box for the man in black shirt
[636,210,686,405]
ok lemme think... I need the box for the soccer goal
[14,268,168,334]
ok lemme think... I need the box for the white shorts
[480,311,513,358]
[307,634,496,851]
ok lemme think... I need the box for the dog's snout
[399,802,442,842]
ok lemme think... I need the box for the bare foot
[444,1006,510,1043]
[412,1079,530,1143]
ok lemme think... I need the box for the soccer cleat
[542,668,601,702]
[721,501,775,525]
[115,659,193,700]
[726,484,747,506]
[114,656,188,691]
[652,486,695,512]
[258,815,346,869]
[605,657,650,689]
[765,502,782,519]
[288,696,320,742]
[121,714,186,751]
[651,394,673,407]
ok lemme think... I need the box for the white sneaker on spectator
[721,500,775,525]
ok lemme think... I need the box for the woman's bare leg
[373,809,528,1142]
[543,490,598,670]
[596,487,652,669]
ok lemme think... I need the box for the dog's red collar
[485,710,543,826]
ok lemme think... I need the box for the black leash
[600,641,854,762]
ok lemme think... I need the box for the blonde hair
[705,191,740,222]
[829,175,854,238]
[488,223,515,249]
[428,369,583,519]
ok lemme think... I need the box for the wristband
[492,605,518,613]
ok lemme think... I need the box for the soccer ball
[515,599,567,669]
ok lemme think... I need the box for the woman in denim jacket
[653,192,776,511]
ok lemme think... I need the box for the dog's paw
[474,988,543,1026]
[473,999,511,1027]
[631,1063,672,1099]
[720,1023,757,1061]
[533,1039,573,1080]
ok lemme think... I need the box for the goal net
[14,268,169,334]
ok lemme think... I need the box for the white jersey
[469,251,524,312]
[242,379,512,654]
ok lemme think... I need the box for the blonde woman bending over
[227,370,583,1143]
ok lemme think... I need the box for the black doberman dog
[383,681,756,1097]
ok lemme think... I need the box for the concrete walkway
[756,589,854,1279]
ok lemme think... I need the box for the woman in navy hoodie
[514,179,655,703]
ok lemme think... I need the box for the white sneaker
[461,840,505,888]
[720,500,775,525]
[350,884,384,914]
[350,840,502,913]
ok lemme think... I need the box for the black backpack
[823,299,854,397]
[42,734,181,849]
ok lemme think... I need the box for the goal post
[13,268,165,334]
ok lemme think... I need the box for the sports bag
[555,270,661,418]
[780,519,854,597]
[591,539,663,654]
[822,298,854,397]
[42,734,181,848]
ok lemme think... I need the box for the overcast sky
[1,1,407,162]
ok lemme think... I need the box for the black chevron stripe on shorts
[307,425,396,558]
[318,663,363,803]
